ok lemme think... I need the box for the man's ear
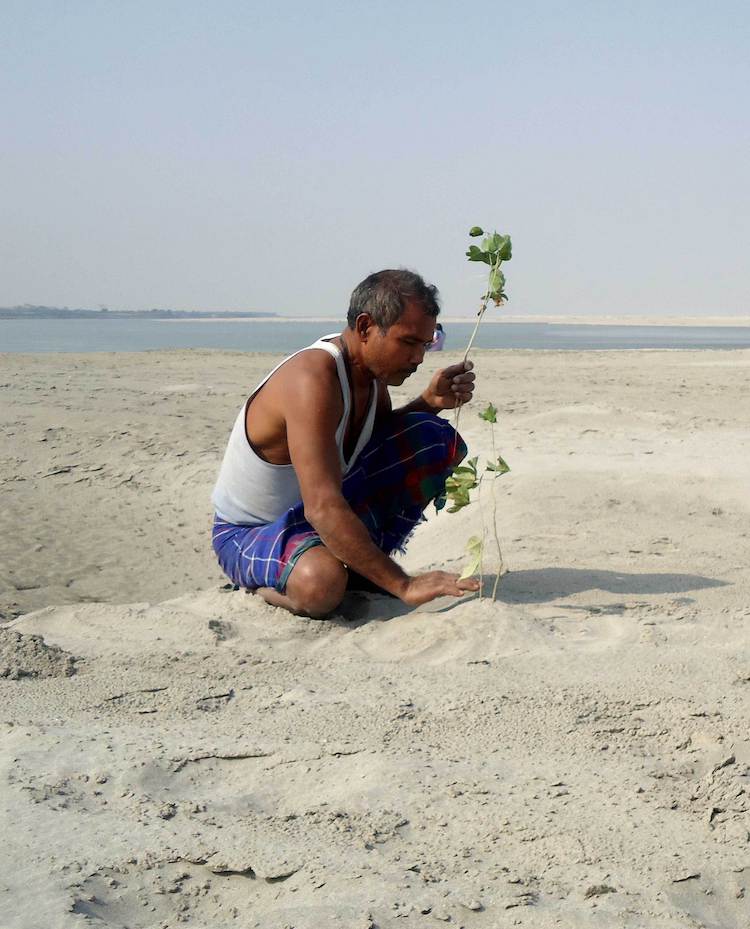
[355,313,374,341]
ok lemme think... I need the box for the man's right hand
[397,571,480,607]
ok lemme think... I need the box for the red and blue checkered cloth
[212,411,466,592]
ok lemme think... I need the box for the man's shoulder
[267,344,341,399]
[273,347,345,435]
[279,343,338,377]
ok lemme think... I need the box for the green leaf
[446,473,476,491]
[469,226,484,237]
[483,232,502,255]
[485,455,510,474]
[459,535,483,579]
[497,235,512,261]
[488,268,506,295]
[466,245,491,264]
[445,454,479,511]
[478,402,497,424]
[447,487,471,512]
[448,456,477,478]
[448,465,476,481]
[455,475,477,487]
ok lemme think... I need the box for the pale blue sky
[2,0,748,316]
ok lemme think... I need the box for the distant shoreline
[474,314,750,327]
[0,308,277,321]
[3,313,749,329]
[154,314,750,328]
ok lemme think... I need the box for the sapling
[439,225,513,597]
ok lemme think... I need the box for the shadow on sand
[495,567,729,604]
[335,566,729,624]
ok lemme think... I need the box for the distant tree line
[0,305,277,319]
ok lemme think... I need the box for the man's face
[362,300,437,386]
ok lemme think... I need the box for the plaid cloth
[211,411,466,593]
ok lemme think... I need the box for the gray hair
[347,270,440,331]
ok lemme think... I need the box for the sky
[1,0,748,317]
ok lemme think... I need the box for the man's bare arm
[286,364,477,605]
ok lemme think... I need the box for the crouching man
[211,269,479,617]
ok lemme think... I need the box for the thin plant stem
[461,296,489,365]
[476,473,485,599]
[489,422,505,600]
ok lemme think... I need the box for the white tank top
[211,334,378,525]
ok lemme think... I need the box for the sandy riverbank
[2,347,749,928]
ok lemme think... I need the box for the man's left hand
[422,360,475,411]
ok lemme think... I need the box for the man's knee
[286,549,347,617]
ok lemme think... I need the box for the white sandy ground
[1,347,750,928]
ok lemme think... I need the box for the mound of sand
[0,627,77,680]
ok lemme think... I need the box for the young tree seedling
[439,225,513,597]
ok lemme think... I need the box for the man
[211,269,479,617]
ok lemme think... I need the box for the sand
[2,346,749,928]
